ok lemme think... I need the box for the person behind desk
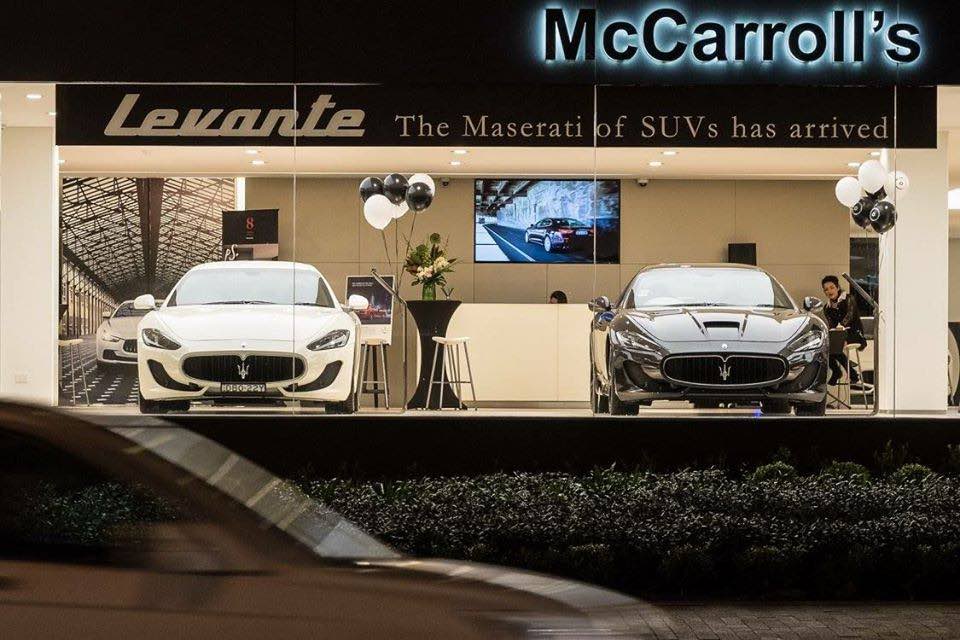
[549,290,568,304]
[821,275,868,387]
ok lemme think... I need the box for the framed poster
[222,209,279,261]
[346,275,395,344]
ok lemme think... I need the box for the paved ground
[59,337,138,406]
[620,602,960,639]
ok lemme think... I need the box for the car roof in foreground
[188,260,319,272]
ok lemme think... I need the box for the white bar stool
[842,343,873,411]
[427,336,477,410]
[58,338,90,406]
[359,338,390,409]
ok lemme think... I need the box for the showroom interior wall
[246,177,848,305]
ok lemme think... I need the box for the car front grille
[662,355,786,388]
[182,354,305,383]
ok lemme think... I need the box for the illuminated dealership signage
[544,7,921,66]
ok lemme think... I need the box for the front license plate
[221,382,267,394]
[576,230,589,236]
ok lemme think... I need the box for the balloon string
[381,229,393,270]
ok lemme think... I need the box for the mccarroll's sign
[56,84,936,149]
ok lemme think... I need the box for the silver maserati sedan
[0,403,640,639]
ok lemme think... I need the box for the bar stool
[426,336,477,410]
[842,343,873,411]
[58,338,90,406]
[359,338,390,409]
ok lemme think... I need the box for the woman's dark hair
[549,290,568,304]
[821,275,841,288]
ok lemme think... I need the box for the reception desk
[416,303,593,403]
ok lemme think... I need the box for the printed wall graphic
[222,209,279,261]
[475,179,620,264]
[346,275,395,344]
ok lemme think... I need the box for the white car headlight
[99,329,121,343]
[141,328,181,350]
[307,329,350,351]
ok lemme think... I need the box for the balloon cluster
[359,173,436,230]
[835,159,909,234]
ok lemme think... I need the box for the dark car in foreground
[524,217,594,252]
[0,404,639,639]
[590,264,828,416]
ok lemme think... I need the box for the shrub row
[301,464,960,599]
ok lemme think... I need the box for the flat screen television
[474,179,620,264]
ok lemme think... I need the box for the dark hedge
[300,467,960,599]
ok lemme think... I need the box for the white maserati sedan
[95,300,151,369]
[135,261,368,414]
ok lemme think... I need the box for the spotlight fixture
[662,150,678,156]
[649,161,663,168]
[847,162,861,168]
[48,111,57,117]
[452,149,469,155]
[450,160,462,166]
[26,93,42,101]
[251,159,266,166]
[870,151,881,157]
[244,149,260,155]
[57,159,65,165]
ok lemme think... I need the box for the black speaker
[728,243,757,265]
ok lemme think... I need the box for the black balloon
[868,187,887,200]
[383,173,409,205]
[405,182,434,212]
[869,200,897,234]
[359,176,384,203]
[850,196,876,229]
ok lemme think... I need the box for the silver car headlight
[141,328,181,350]
[99,329,121,343]
[307,329,350,351]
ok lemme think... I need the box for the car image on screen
[475,179,619,264]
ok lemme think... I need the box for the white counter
[428,303,593,403]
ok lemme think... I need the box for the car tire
[795,399,827,416]
[138,392,189,414]
[95,361,113,373]
[607,351,639,416]
[543,236,553,253]
[325,388,358,415]
[760,399,791,415]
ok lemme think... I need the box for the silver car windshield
[112,426,398,560]
[168,268,336,307]
[624,268,795,310]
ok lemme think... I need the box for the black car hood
[624,307,809,344]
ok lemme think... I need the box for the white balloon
[392,201,410,219]
[884,170,910,201]
[408,173,436,194]
[857,160,887,195]
[363,194,394,230]
[834,176,862,208]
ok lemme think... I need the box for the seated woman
[821,275,868,388]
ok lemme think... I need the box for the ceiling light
[450,160,462,166]
[251,159,266,166]
[662,150,678,156]
[48,111,57,117]
[649,161,663,168]
[26,93,42,101]
[57,159,65,165]
[870,151,881,157]
[244,149,260,155]
[452,149,468,155]
[847,162,861,168]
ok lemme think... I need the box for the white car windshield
[113,302,150,318]
[168,268,336,307]
[624,268,795,310]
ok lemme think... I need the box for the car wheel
[607,351,639,416]
[760,399,791,415]
[95,361,113,374]
[325,387,358,414]
[543,236,553,253]
[795,399,827,416]
[138,392,190,414]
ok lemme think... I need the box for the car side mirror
[344,295,369,312]
[588,296,612,313]
[803,296,824,312]
[133,294,157,310]
[102,310,112,319]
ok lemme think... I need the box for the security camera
[636,178,650,187]
[440,177,451,188]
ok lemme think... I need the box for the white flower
[434,257,449,270]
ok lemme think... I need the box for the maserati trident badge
[719,361,733,382]
[238,360,250,380]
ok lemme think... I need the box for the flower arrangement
[404,233,457,300]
